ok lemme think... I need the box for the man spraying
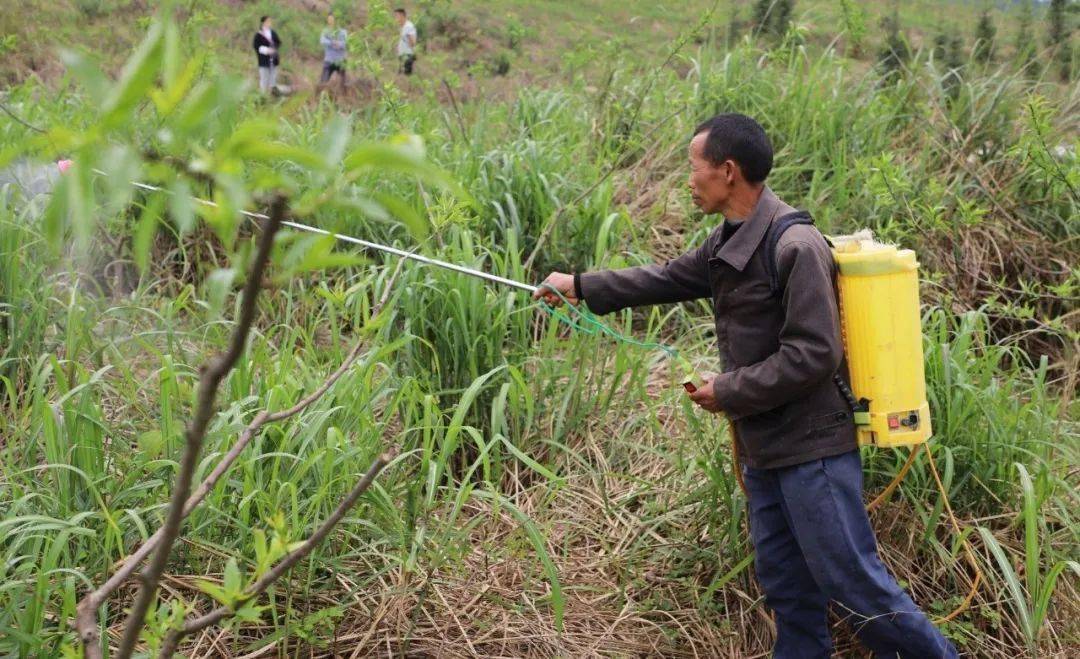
[394,8,418,76]
[535,114,958,658]
[319,14,347,90]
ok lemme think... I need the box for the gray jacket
[580,187,857,469]
[320,29,347,63]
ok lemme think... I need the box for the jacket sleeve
[273,31,281,48]
[320,31,330,47]
[578,242,711,315]
[253,34,260,53]
[712,236,843,419]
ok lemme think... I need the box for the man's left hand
[687,374,724,413]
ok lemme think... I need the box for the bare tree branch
[157,447,399,658]
[0,100,46,134]
[101,195,287,659]
[75,239,407,657]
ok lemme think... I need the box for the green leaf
[318,115,352,168]
[1014,463,1042,599]
[372,192,429,241]
[162,20,181,87]
[498,435,563,484]
[233,141,328,171]
[194,579,229,606]
[223,557,242,596]
[342,141,466,200]
[101,21,165,127]
[234,603,265,624]
[276,233,363,279]
[59,50,109,106]
[473,489,564,632]
[134,194,165,274]
[205,268,237,316]
[168,178,195,234]
[977,526,1033,642]
[137,430,165,458]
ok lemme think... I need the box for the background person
[394,8,417,75]
[319,13,347,89]
[534,113,958,659]
[253,15,281,94]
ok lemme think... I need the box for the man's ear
[723,160,738,185]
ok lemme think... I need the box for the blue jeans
[744,449,958,658]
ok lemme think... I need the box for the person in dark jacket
[534,113,957,659]
[253,15,282,94]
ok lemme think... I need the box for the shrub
[75,0,110,18]
[974,10,997,64]
[877,12,911,80]
[488,50,511,76]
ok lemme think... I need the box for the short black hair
[693,113,773,183]
[259,15,269,25]
[394,8,406,15]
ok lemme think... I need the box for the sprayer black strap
[764,210,862,417]
[764,210,815,296]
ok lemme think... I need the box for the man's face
[327,15,335,27]
[688,132,734,215]
[395,12,406,26]
[263,18,273,30]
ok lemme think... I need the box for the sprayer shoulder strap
[764,210,816,297]
[763,211,861,416]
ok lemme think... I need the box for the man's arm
[320,31,331,48]
[709,234,843,418]
[535,242,711,314]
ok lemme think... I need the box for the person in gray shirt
[319,13,347,89]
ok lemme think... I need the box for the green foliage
[838,0,867,56]
[488,50,512,76]
[977,464,1080,653]
[74,0,111,19]
[877,11,911,79]
[753,0,796,40]
[974,10,997,64]
[1015,1,1038,71]
[505,13,528,51]
[1046,0,1074,81]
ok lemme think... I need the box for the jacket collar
[712,186,781,272]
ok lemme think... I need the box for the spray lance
[110,174,705,392]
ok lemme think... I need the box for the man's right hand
[533,272,579,307]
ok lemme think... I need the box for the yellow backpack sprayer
[111,175,979,625]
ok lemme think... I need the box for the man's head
[260,15,272,30]
[394,8,407,25]
[326,14,335,27]
[687,113,773,216]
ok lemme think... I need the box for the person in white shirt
[253,15,282,94]
[393,8,418,75]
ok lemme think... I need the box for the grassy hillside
[1,1,1078,658]
[0,0,1065,86]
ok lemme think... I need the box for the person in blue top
[319,13,347,90]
